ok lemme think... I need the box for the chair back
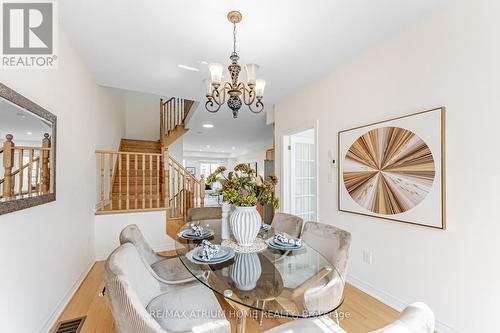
[187,207,222,222]
[371,302,435,333]
[119,224,160,266]
[105,243,164,333]
[301,222,352,279]
[271,213,304,238]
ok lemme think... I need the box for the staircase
[160,97,195,146]
[95,97,205,228]
[108,139,163,211]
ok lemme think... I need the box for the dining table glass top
[174,219,345,318]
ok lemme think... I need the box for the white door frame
[281,121,319,220]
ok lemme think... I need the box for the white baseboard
[39,259,95,333]
[346,274,461,333]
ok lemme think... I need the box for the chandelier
[204,11,266,118]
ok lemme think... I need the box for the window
[200,163,220,177]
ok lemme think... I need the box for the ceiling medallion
[204,11,266,118]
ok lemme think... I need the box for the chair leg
[334,310,340,326]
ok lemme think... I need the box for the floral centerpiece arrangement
[207,164,279,246]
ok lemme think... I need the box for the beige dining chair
[187,207,222,222]
[277,222,352,321]
[270,212,304,238]
[263,302,435,333]
[105,243,230,333]
[301,222,352,280]
[119,224,195,284]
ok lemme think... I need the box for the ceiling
[60,0,449,105]
[183,103,273,158]
[0,98,52,144]
[59,0,448,156]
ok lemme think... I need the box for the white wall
[274,1,498,332]
[94,211,174,260]
[123,90,183,162]
[0,26,126,333]
[124,90,162,141]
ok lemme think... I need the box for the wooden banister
[1,134,51,200]
[95,148,205,215]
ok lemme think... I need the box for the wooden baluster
[2,134,14,200]
[100,153,105,210]
[168,101,172,132]
[27,149,33,197]
[181,100,186,123]
[160,98,164,143]
[135,154,138,209]
[118,153,122,210]
[149,154,153,208]
[177,165,181,217]
[109,153,113,210]
[35,154,39,192]
[174,98,177,127]
[195,180,199,207]
[126,154,130,210]
[200,175,205,207]
[17,148,23,197]
[183,172,188,221]
[142,155,146,209]
[40,133,51,193]
[156,155,160,207]
[190,178,195,209]
[165,149,170,209]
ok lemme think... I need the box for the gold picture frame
[337,107,446,230]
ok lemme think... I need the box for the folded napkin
[200,240,220,261]
[260,223,271,232]
[274,233,302,247]
[190,223,204,237]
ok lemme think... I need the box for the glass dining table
[174,219,345,322]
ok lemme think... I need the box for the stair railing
[1,133,51,200]
[95,150,163,212]
[94,148,205,214]
[160,97,195,144]
[163,147,205,220]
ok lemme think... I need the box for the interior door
[289,129,316,221]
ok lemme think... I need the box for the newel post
[2,134,15,199]
[200,174,205,207]
[40,133,51,193]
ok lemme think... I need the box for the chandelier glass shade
[204,11,266,118]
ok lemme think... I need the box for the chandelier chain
[233,22,237,54]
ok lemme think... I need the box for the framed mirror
[0,83,57,215]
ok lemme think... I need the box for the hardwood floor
[51,260,399,333]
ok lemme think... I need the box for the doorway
[283,128,317,221]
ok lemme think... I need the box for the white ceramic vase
[230,205,261,246]
[229,253,262,291]
[221,202,231,240]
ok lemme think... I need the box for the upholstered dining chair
[276,222,352,320]
[187,207,222,222]
[119,224,195,284]
[263,302,435,333]
[270,213,304,238]
[301,222,352,280]
[105,243,231,333]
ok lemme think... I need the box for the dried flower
[234,163,250,173]
[268,175,278,186]
[207,163,279,208]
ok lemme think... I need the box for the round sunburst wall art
[343,126,435,215]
